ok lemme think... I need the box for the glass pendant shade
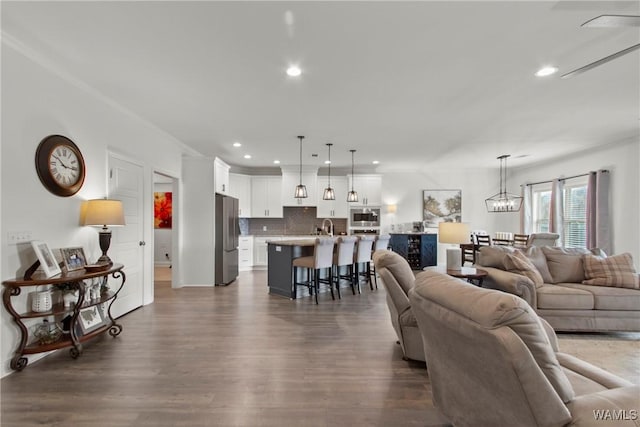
[347,149,358,202]
[294,135,308,198]
[294,184,308,198]
[322,143,335,200]
[485,154,523,212]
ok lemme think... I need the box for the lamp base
[446,248,462,271]
[97,229,114,265]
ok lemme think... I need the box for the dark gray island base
[267,239,316,299]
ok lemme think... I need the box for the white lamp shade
[438,222,470,244]
[81,199,125,227]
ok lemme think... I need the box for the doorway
[153,172,179,289]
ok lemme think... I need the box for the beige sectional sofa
[477,246,640,332]
[409,270,640,427]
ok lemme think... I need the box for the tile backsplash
[245,207,347,236]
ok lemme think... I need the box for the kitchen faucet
[321,218,334,237]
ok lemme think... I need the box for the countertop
[268,238,323,246]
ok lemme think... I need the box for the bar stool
[370,234,391,289]
[332,236,358,298]
[292,237,335,304]
[354,235,376,293]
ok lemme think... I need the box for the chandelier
[322,143,335,200]
[485,154,523,212]
[347,149,358,202]
[294,135,307,198]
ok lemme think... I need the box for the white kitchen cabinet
[281,170,318,207]
[253,236,278,267]
[348,174,382,206]
[214,157,230,195]
[316,175,348,218]
[251,176,283,218]
[238,235,254,271]
[229,173,251,217]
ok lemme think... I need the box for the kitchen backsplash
[244,207,347,236]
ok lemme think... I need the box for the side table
[424,266,488,287]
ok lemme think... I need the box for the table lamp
[81,199,125,265]
[438,222,470,271]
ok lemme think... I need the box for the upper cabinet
[281,167,318,207]
[348,174,382,206]
[316,175,348,218]
[214,157,230,195]
[229,173,251,218]
[251,176,283,218]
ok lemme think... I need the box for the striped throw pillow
[583,253,639,289]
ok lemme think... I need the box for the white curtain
[549,179,564,243]
[521,184,533,234]
[586,170,611,254]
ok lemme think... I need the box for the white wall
[380,168,496,265]
[501,140,640,266]
[1,42,188,376]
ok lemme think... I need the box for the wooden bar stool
[332,236,358,298]
[292,238,335,304]
[354,235,376,293]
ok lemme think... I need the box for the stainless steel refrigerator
[215,194,239,285]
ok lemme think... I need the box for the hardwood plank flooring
[1,269,638,427]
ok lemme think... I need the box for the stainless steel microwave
[350,207,380,227]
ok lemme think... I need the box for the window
[563,179,587,248]
[532,186,551,233]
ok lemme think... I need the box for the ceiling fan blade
[561,43,640,79]
[582,15,640,28]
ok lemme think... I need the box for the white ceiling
[2,1,639,172]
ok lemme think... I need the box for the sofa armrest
[540,317,559,352]
[566,385,640,426]
[479,266,538,308]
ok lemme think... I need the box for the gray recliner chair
[409,270,639,426]
[527,232,560,247]
[372,250,425,362]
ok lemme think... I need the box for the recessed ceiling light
[233,142,242,147]
[244,154,251,159]
[535,66,558,77]
[324,160,331,164]
[372,160,380,165]
[273,160,281,164]
[286,65,302,77]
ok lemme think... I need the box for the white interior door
[108,154,145,318]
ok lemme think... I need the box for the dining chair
[513,233,529,248]
[292,237,335,304]
[332,236,358,298]
[354,235,376,293]
[370,234,391,288]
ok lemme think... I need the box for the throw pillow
[583,253,639,289]
[503,250,544,288]
[542,247,591,284]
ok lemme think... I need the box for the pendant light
[322,143,335,200]
[485,154,523,212]
[294,135,308,198]
[347,149,359,202]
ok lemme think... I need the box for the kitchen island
[267,239,317,299]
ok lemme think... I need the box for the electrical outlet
[262,226,267,231]
[7,231,33,245]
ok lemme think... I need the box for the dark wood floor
[1,269,638,427]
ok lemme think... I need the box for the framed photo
[31,240,62,278]
[423,189,462,228]
[60,247,87,272]
[78,305,105,334]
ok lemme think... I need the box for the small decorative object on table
[60,247,87,272]
[30,286,53,313]
[32,319,62,345]
[30,240,61,278]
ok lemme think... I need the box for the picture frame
[31,240,62,278]
[60,247,87,272]
[77,305,105,334]
[423,189,462,228]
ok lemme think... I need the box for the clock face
[35,135,86,197]
[49,145,82,188]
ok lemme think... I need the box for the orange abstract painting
[154,192,172,229]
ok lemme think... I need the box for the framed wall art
[31,240,62,278]
[78,305,105,334]
[154,192,172,229]
[423,189,462,228]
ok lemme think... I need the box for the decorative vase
[63,290,79,308]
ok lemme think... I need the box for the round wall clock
[35,135,86,197]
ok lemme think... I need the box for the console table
[2,263,125,371]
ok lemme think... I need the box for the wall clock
[35,135,86,197]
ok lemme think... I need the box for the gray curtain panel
[586,170,611,254]
[550,179,565,244]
